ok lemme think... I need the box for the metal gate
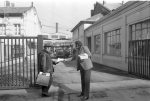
[128,39,150,79]
[0,36,38,89]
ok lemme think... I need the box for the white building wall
[24,8,41,36]
[85,2,150,71]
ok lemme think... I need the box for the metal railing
[128,39,150,79]
[0,36,38,89]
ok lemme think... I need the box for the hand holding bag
[79,46,93,70]
[36,72,51,86]
[80,58,93,70]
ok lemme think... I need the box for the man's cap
[44,43,53,47]
[75,41,82,46]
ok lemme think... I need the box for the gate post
[37,35,48,72]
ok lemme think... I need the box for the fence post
[37,35,48,73]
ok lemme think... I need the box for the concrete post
[37,35,48,72]
[37,35,48,54]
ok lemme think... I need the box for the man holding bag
[75,41,93,100]
[37,43,58,97]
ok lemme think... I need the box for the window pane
[148,20,150,27]
[132,25,135,31]
[94,34,101,54]
[132,32,136,40]
[148,28,150,39]
[136,23,141,30]
[105,29,121,56]
[142,22,147,29]
[142,29,148,39]
[136,30,142,40]
[107,36,110,54]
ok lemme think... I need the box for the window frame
[0,24,6,35]
[130,19,150,40]
[105,29,121,56]
[14,24,21,35]
[94,34,101,54]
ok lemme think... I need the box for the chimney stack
[122,1,124,5]
[11,3,15,7]
[56,22,58,33]
[103,0,105,5]
[5,1,10,7]
[31,2,33,7]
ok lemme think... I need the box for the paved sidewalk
[1,61,150,101]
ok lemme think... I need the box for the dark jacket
[38,49,54,73]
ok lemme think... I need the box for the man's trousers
[42,74,53,95]
[80,69,91,97]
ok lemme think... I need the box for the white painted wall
[23,7,41,36]
[0,7,41,36]
[85,2,150,71]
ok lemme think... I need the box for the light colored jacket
[77,46,92,70]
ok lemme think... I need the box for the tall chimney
[5,1,10,7]
[31,2,33,7]
[103,0,105,5]
[56,22,58,33]
[122,1,124,5]
[11,3,15,7]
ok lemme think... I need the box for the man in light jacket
[75,41,93,100]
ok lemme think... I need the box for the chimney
[103,0,105,5]
[11,3,15,7]
[56,23,58,33]
[5,1,10,7]
[91,10,94,17]
[122,1,124,5]
[31,2,33,7]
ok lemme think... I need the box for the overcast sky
[0,0,131,34]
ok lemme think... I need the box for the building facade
[0,2,41,36]
[0,2,41,62]
[85,1,150,71]
[71,2,121,46]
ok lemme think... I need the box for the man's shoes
[82,96,89,100]
[42,93,50,97]
[77,93,83,97]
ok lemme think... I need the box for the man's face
[46,47,51,52]
[75,43,81,49]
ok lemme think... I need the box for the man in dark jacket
[38,43,58,97]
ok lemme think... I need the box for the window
[14,24,21,35]
[130,19,150,40]
[94,34,101,54]
[0,24,6,35]
[105,29,121,56]
[51,35,58,39]
[59,35,66,39]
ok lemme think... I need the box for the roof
[71,2,121,32]
[104,3,122,10]
[85,1,144,31]
[0,7,32,14]
[71,13,103,32]
[91,2,111,16]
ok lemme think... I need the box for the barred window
[105,29,121,56]
[14,24,21,35]
[94,34,101,54]
[51,35,58,38]
[0,24,6,35]
[130,19,150,40]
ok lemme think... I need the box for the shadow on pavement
[92,62,139,79]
